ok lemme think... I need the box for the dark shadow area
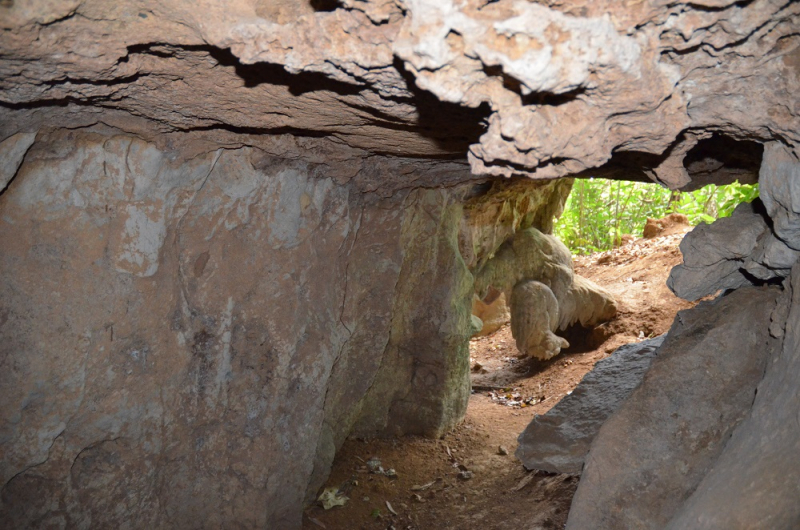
[576,134,764,189]
[125,43,366,95]
[559,323,612,355]
[686,0,755,13]
[461,180,495,201]
[681,135,763,191]
[381,57,492,155]
[477,155,571,177]
[578,150,665,183]
[309,0,342,11]
[0,95,113,110]
[119,44,494,157]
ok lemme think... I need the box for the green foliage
[555,179,759,255]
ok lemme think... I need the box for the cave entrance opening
[302,138,766,529]
[451,171,765,528]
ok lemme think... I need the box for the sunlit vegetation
[555,179,760,255]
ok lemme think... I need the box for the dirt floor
[302,225,694,530]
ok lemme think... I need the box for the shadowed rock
[516,335,664,474]
[566,286,781,529]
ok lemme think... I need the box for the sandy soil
[302,225,693,530]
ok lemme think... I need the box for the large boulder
[566,137,800,530]
[566,285,781,529]
[665,265,800,530]
[669,144,800,300]
[516,335,664,474]
[667,201,768,301]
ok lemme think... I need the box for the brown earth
[302,226,694,530]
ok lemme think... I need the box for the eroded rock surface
[567,286,781,529]
[665,264,800,530]
[0,132,479,528]
[475,227,616,359]
[516,335,664,474]
[2,0,798,186]
[0,127,575,528]
[567,136,800,530]
[669,143,800,300]
[510,280,569,361]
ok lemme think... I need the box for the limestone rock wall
[1,0,799,527]
[0,131,476,528]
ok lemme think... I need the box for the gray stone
[665,265,800,530]
[0,133,476,528]
[745,231,800,280]
[474,227,574,306]
[667,201,767,301]
[510,280,569,361]
[516,335,664,474]
[759,142,800,250]
[0,130,571,529]
[474,227,616,360]
[559,274,618,331]
[566,286,781,530]
[0,0,799,527]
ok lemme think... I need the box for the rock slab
[665,264,800,530]
[516,335,664,474]
[566,286,780,530]
[0,132,477,529]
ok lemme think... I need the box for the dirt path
[303,228,693,530]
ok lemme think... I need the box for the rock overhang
[1,0,797,189]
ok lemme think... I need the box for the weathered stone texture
[669,143,800,300]
[665,265,800,530]
[0,132,35,193]
[474,227,616,359]
[510,280,569,361]
[1,0,799,527]
[0,132,474,528]
[516,335,664,474]
[2,1,797,186]
[565,131,800,530]
[566,286,781,530]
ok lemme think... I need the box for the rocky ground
[302,224,694,530]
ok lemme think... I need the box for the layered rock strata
[2,0,797,187]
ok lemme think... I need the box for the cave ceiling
[1,0,798,188]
